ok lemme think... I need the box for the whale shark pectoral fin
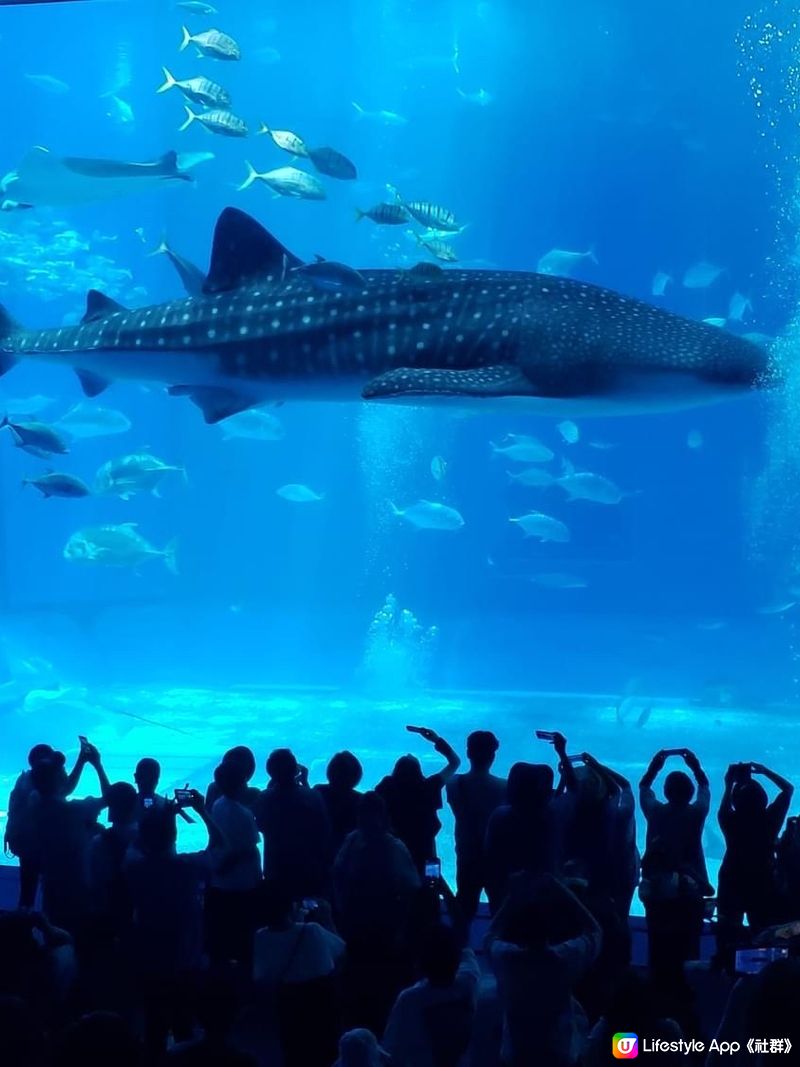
[362,364,537,400]
[167,384,256,424]
[75,370,111,397]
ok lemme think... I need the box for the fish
[556,468,630,504]
[0,207,769,423]
[352,101,408,126]
[157,68,231,109]
[509,511,570,542]
[703,317,727,329]
[529,572,587,589]
[417,236,457,263]
[64,523,178,572]
[651,271,672,297]
[390,500,464,530]
[537,248,598,276]
[492,435,554,463]
[219,408,284,441]
[355,203,409,225]
[239,163,325,199]
[177,1,218,12]
[175,151,215,171]
[507,467,556,488]
[292,257,366,293]
[149,238,207,296]
[0,417,69,458]
[25,74,70,94]
[1,147,192,208]
[180,27,241,61]
[179,106,247,138]
[557,419,579,444]
[430,455,447,481]
[392,190,461,233]
[256,124,308,157]
[105,95,135,126]
[277,483,324,502]
[54,401,132,439]
[757,599,797,616]
[1,394,55,417]
[23,472,92,498]
[682,261,725,289]
[729,292,752,322]
[588,440,618,451]
[306,146,357,181]
[94,453,186,499]
[456,88,494,107]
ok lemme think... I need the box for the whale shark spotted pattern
[0,207,769,423]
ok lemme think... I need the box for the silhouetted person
[87,781,138,935]
[134,758,167,819]
[487,873,601,1067]
[315,750,364,853]
[165,972,257,1066]
[383,922,480,1067]
[205,746,261,814]
[256,748,332,899]
[639,748,711,1003]
[716,761,793,966]
[582,970,682,1067]
[376,726,460,873]
[484,762,559,912]
[446,730,506,925]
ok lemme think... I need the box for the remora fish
[0,207,769,424]
[1,146,192,208]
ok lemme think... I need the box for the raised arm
[718,765,736,825]
[752,763,794,797]
[639,749,667,791]
[582,753,628,798]
[543,732,578,794]
[84,744,111,799]
[184,789,227,851]
[409,726,461,783]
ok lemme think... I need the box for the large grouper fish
[0,207,770,423]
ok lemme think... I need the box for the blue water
[2,0,800,910]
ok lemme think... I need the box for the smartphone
[567,755,585,763]
[78,734,90,751]
[174,788,193,803]
[535,730,556,741]
[143,797,154,809]
[424,860,441,882]
[735,947,788,975]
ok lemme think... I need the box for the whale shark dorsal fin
[203,207,303,294]
[363,364,536,400]
[82,290,126,325]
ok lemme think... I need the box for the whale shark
[0,207,769,423]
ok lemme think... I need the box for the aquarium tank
[0,0,799,903]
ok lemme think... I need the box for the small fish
[95,453,185,499]
[529,572,587,589]
[239,163,326,200]
[0,199,34,212]
[105,95,135,126]
[257,123,309,157]
[456,87,494,107]
[54,401,132,439]
[430,455,447,481]
[757,599,797,616]
[417,235,457,262]
[687,429,704,450]
[703,317,727,329]
[557,420,579,445]
[507,467,556,488]
[491,435,554,464]
[509,511,570,542]
[728,291,752,322]
[537,248,598,276]
[682,260,725,289]
[306,145,357,180]
[177,1,218,13]
[179,106,247,137]
[557,468,630,505]
[157,68,231,109]
[25,73,70,95]
[179,26,241,61]
[23,472,91,498]
[743,331,773,347]
[651,271,672,297]
[390,499,464,530]
[219,408,284,441]
[64,523,178,572]
[1,394,55,417]
[588,440,618,451]
[351,101,408,126]
[396,194,461,233]
[277,483,324,503]
[149,237,206,296]
[355,202,409,225]
[292,257,365,293]
[1,417,69,458]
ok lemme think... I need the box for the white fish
[651,271,672,297]
[257,123,308,157]
[588,440,618,451]
[743,331,773,347]
[351,101,408,126]
[687,429,704,450]
[277,483,324,503]
[54,401,131,439]
[430,455,447,481]
[557,420,579,445]
[95,453,185,499]
[390,499,464,530]
[506,468,556,488]
[757,599,797,616]
[682,260,725,288]
[105,95,135,126]
[64,523,177,572]
[456,87,494,107]
[703,317,727,329]
[220,409,284,441]
[25,73,70,95]
[509,511,570,542]
[537,247,597,276]
[557,469,629,504]
[728,292,752,322]
[529,572,587,589]
[239,162,326,200]
[491,435,554,464]
[1,394,55,417]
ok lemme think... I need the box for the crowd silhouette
[3,728,800,1066]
